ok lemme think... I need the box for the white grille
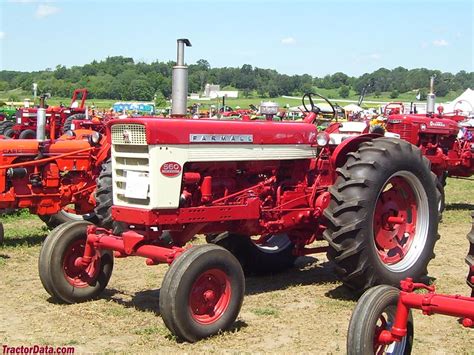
[112,144,151,208]
[111,124,147,145]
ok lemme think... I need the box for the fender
[330,133,380,168]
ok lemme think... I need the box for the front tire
[159,244,244,342]
[347,285,413,355]
[38,220,113,303]
[323,138,439,291]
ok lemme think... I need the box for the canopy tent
[443,88,474,114]
[343,103,363,113]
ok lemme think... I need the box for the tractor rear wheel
[323,138,438,291]
[347,285,414,355]
[2,122,15,138]
[38,220,113,303]
[19,129,36,139]
[159,244,244,342]
[63,113,86,133]
[94,159,113,229]
[0,120,10,134]
[207,232,297,275]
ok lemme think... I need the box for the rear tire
[63,113,86,133]
[323,138,438,291]
[38,220,113,303]
[94,159,113,229]
[207,232,296,275]
[159,244,244,342]
[347,285,413,355]
[19,129,36,139]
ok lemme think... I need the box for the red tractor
[0,100,110,242]
[37,39,440,342]
[347,212,474,354]
[0,89,88,139]
[385,79,474,212]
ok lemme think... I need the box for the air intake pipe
[171,38,192,116]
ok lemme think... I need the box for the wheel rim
[254,233,292,254]
[373,306,408,355]
[189,268,231,325]
[62,239,100,287]
[373,171,429,272]
[60,208,92,221]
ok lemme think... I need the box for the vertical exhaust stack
[36,94,49,141]
[171,38,192,116]
[427,75,436,115]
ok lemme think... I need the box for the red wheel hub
[373,177,417,265]
[189,268,231,325]
[62,239,100,288]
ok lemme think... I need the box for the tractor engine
[0,129,108,216]
[109,118,320,238]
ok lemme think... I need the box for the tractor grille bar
[111,123,147,145]
[112,124,151,208]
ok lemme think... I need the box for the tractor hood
[387,114,459,135]
[108,117,318,145]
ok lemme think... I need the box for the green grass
[0,87,464,111]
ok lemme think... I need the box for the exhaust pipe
[171,38,192,116]
[427,75,436,115]
[36,108,46,141]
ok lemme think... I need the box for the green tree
[338,85,350,98]
[390,89,399,99]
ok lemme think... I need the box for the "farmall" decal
[429,121,446,128]
[190,134,253,143]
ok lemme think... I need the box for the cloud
[0,32,5,40]
[35,4,60,18]
[432,39,449,47]
[369,53,381,60]
[281,37,296,45]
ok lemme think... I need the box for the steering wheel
[302,92,337,123]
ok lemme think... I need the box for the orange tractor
[0,97,110,243]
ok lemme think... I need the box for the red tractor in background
[0,89,88,139]
[37,38,441,343]
[385,78,474,212]
[347,212,474,354]
[0,95,110,243]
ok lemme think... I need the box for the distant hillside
[0,56,472,102]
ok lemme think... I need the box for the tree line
[0,56,472,102]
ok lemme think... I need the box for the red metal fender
[330,133,380,169]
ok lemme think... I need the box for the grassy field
[0,178,473,353]
[0,87,463,111]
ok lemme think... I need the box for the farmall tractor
[385,79,474,213]
[0,89,88,139]
[38,39,440,342]
[347,212,474,354]
[0,95,109,242]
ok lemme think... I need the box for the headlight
[89,131,101,145]
[65,130,76,137]
[316,132,330,146]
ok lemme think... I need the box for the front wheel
[38,220,113,303]
[159,244,244,342]
[323,138,439,291]
[347,285,413,355]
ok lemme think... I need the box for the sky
[0,0,472,77]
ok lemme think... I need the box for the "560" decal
[160,162,182,177]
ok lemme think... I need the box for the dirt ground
[0,178,473,354]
